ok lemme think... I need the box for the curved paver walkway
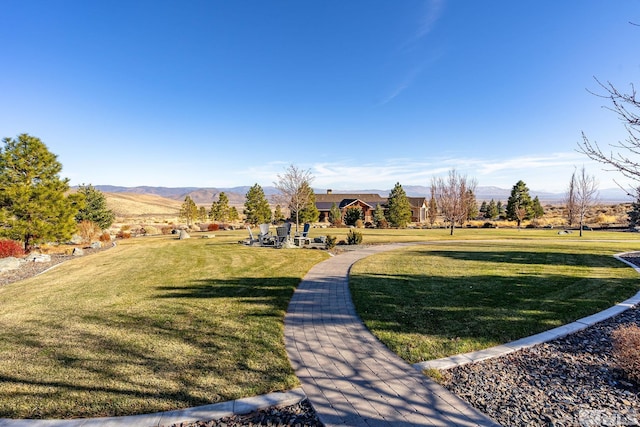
[285,244,501,427]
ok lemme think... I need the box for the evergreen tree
[244,184,272,226]
[479,201,488,216]
[273,205,285,224]
[532,196,545,219]
[506,180,534,228]
[198,206,208,222]
[229,206,240,222]
[344,206,363,226]
[180,195,198,226]
[496,200,505,218]
[628,186,640,229]
[387,182,412,228]
[294,182,319,224]
[329,202,342,225]
[210,192,231,222]
[75,183,115,230]
[486,199,499,219]
[0,134,80,251]
[465,190,478,222]
[373,203,386,227]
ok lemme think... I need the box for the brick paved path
[285,244,501,427]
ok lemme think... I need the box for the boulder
[90,241,102,249]
[179,230,190,240]
[69,234,83,245]
[0,257,21,273]
[72,247,84,256]
[28,254,51,263]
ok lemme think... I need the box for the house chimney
[327,189,332,194]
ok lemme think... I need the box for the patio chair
[294,223,311,247]
[242,226,259,245]
[258,223,274,246]
[274,222,292,248]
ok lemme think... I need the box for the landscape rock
[69,234,83,245]
[28,254,51,263]
[0,257,21,273]
[179,230,190,240]
[90,241,102,249]
[72,247,84,256]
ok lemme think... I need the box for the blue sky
[2,1,640,193]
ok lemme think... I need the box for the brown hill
[105,193,183,220]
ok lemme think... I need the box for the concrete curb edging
[0,388,306,427]
[414,252,640,372]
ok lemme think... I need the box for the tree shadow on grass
[0,275,302,419]
[403,248,628,268]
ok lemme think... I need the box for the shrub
[346,229,363,245]
[120,224,131,231]
[377,219,389,229]
[99,232,112,243]
[482,222,496,228]
[612,324,640,384]
[116,230,131,239]
[325,235,337,250]
[143,225,160,235]
[161,226,173,235]
[0,240,25,258]
[77,220,101,244]
[355,219,364,229]
[209,223,220,231]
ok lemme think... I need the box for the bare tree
[432,169,477,236]
[579,79,640,187]
[575,166,599,237]
[274,164,314,233]
[563,169,578,228]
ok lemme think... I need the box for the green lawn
[350,239,640,363]
[1,227,639,418]
[0,234,327,418]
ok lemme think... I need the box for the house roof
[315,193,387,211]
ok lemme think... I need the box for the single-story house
[315,190,428,224]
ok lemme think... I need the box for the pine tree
[344,206,363,226]
[479,201,488,216]
[229,206,240,222]
[210,192,231,222]
[273,205,285,224]
[75,183,115,230]
[198,206,208,222]
[532,196,545,219]
[329,203,342,225]
[0,134,80,251]
[486,199,499,219]
[244,184,272,226]
[387,182,412,228]
[628,187,640,229]
[373,203,386,228]
[506,180,534,228]
[496,200,505,218]
[465,190,478,222]
[179,196,198,226]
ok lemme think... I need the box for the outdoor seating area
[241,223,326,249]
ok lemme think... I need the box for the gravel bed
[440,252,640,427]
[167,399,322,427]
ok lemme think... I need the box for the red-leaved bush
[208,223,220,231]
[0,240,25,258]
[612,324,640,384]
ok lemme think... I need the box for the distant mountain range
[90,184,632,205]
